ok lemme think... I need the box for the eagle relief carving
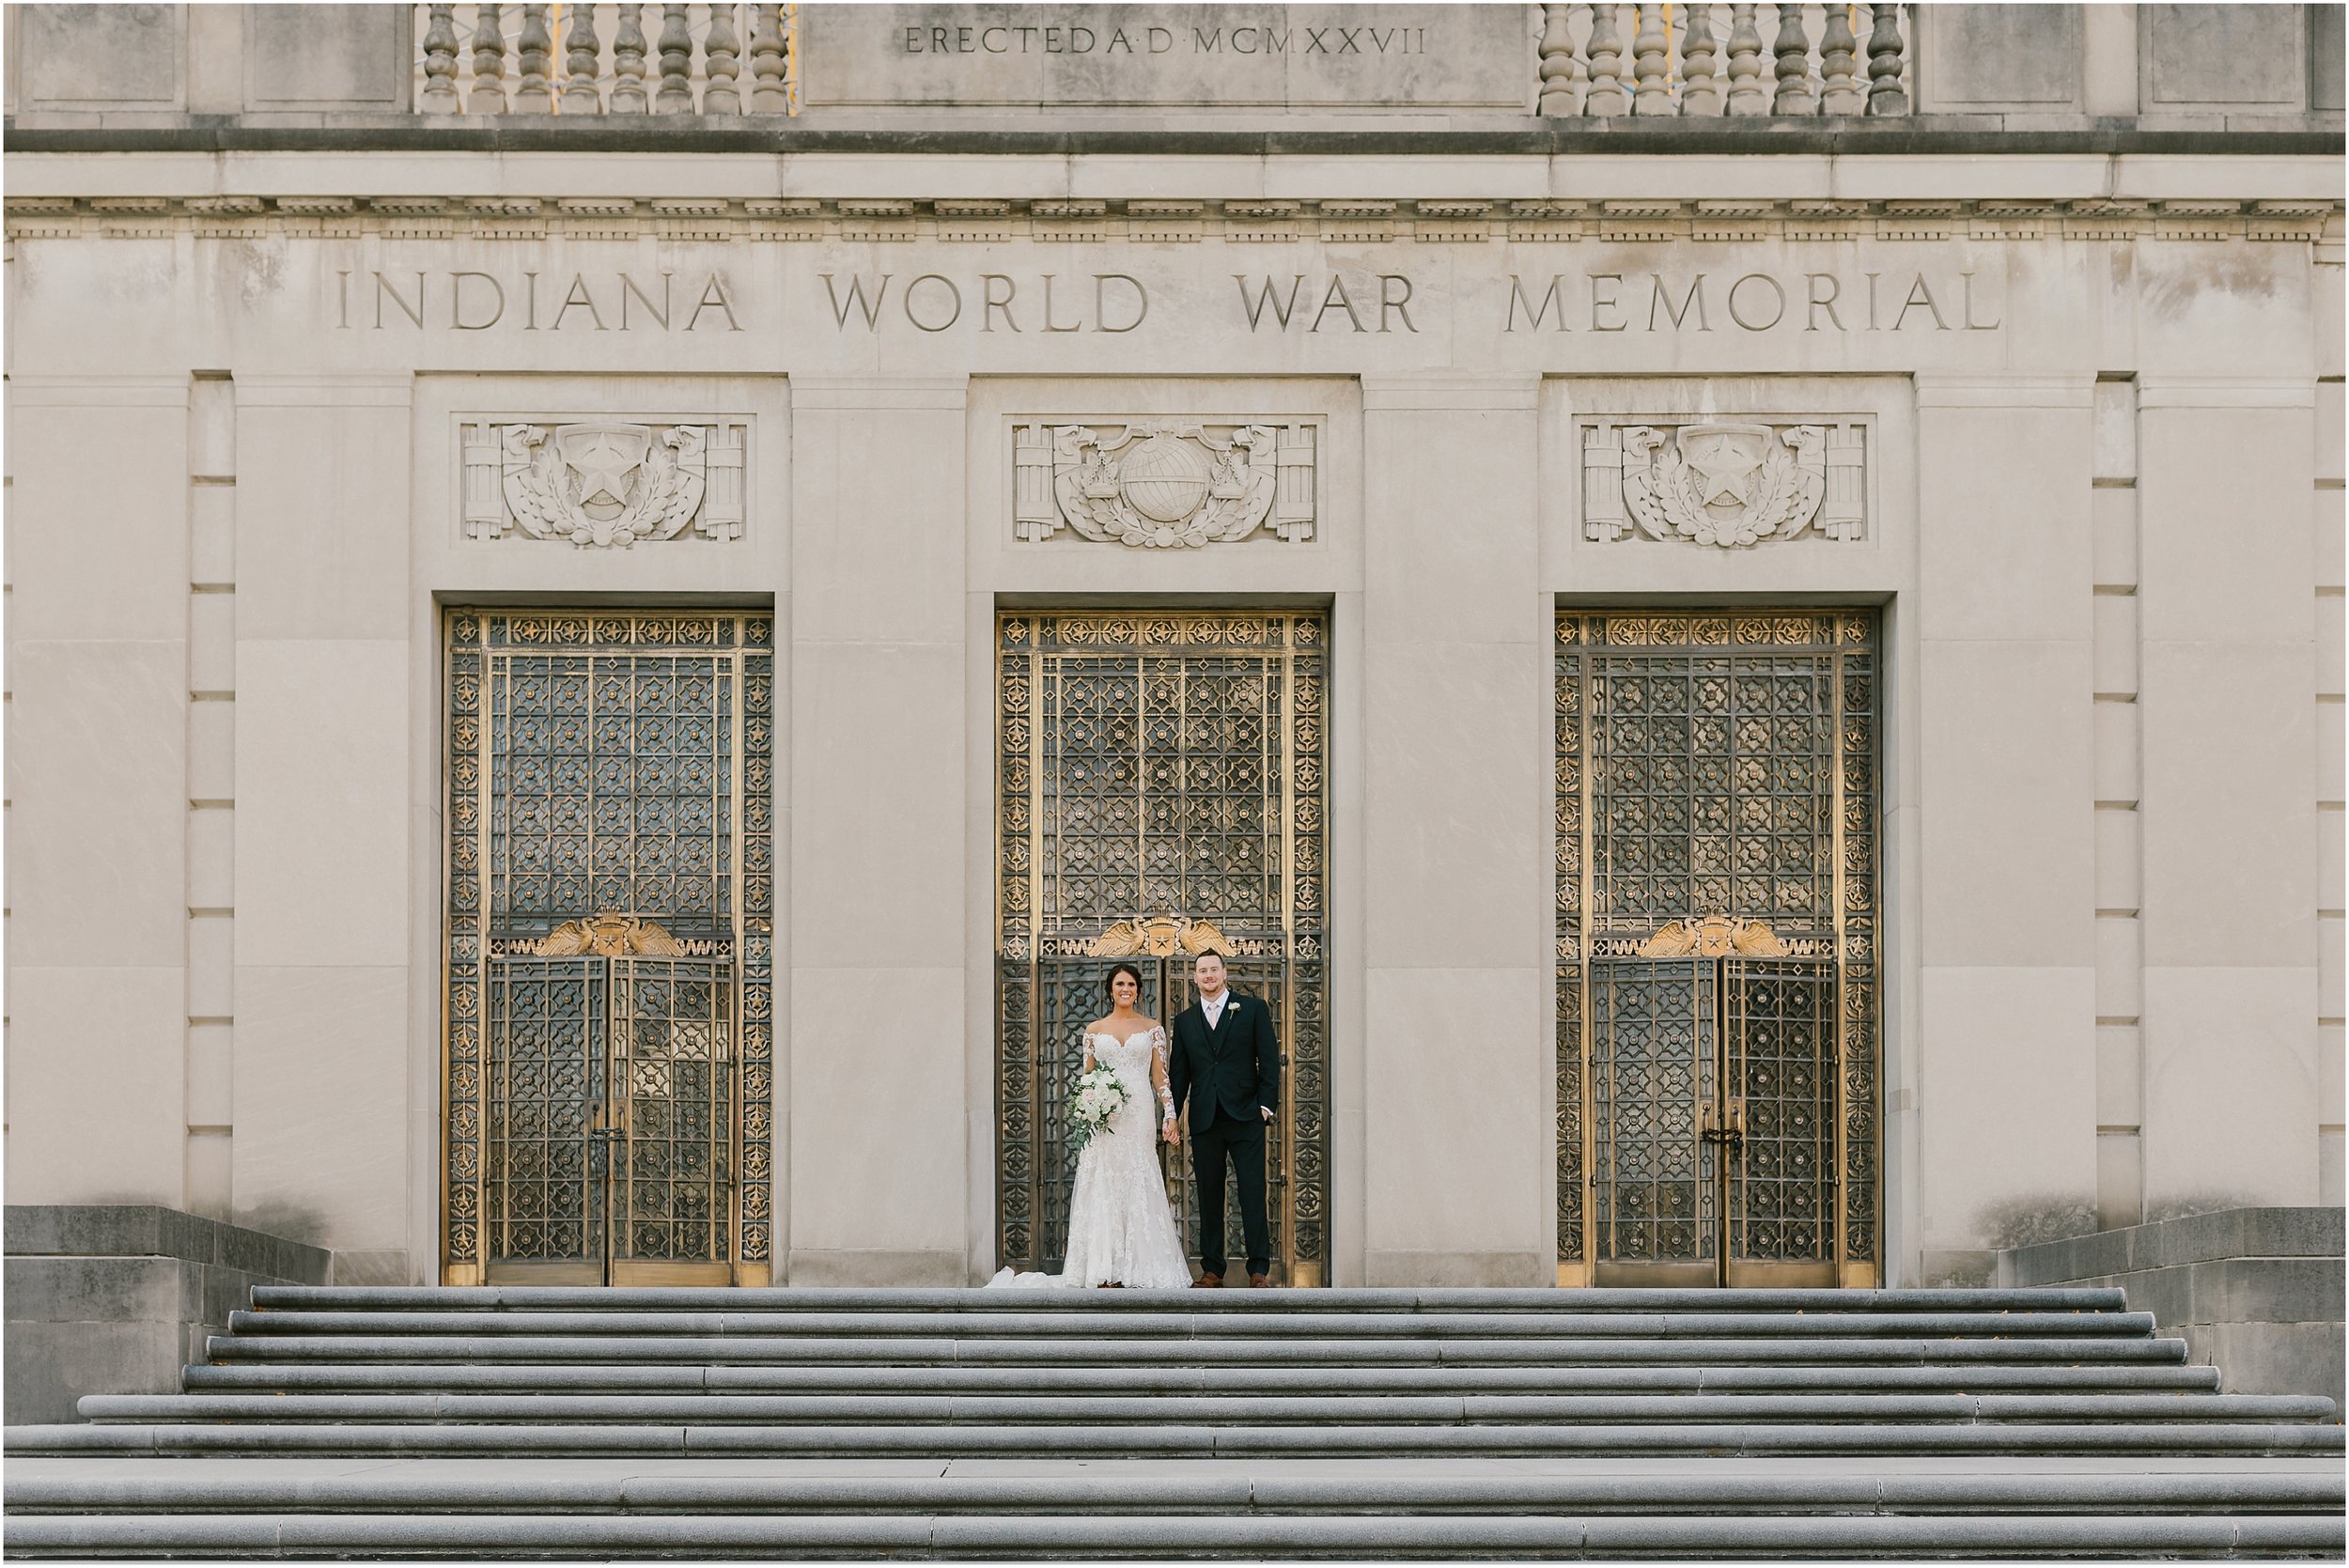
[1013,420,1317,549]
[461,419,747,548]
[1582,419,1868,549]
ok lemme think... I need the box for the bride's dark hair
[1103,962,1144,1003]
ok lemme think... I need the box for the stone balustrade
[0,3,2337,130]
[413,3,798,116]
[1539,4,1908,118]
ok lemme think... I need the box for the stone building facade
[3,5,2341,1314]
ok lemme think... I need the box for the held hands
[1161,1115,1182,1146]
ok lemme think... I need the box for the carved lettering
[1894,272,1949,332]
[823,272,889,330]
[1806,272,1844,332]
[451,271,505,331]
[619,272,671,331]
[1237,273,1307,331]
[1648,273,1710,332]
[904,273,963,332]
[1506,274,1572,333]
[1725,273,1785,333]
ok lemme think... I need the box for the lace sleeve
[1151,1028,1175,1116]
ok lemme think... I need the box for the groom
[1167,949,1279,1287]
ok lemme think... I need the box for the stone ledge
[1999,1206,2345,1286]
[5,1204,333,1284]
[5,115,2345,160]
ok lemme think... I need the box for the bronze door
[1589,954,1837,1286]
[443,611,776,1287]
[1557,612,1880,1288]
[995,613,1330,1286]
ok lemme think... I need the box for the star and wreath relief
[1583,419,1870,550]
[462,419,748,548]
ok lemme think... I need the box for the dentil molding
[5,194,2338,243]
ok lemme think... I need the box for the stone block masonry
[1997,1206,2345,1417]
[4,1205,331,1425]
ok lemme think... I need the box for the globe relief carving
[1014,419,1318,549]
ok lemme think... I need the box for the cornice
[5,117,2344,161]
[6,194,2339,244]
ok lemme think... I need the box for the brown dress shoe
[1249,1272,1271,1288]
[1192,1272,1222,1288]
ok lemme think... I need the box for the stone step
[244,1285,2136,1316]
[7,1511,2341,1559]
[74,1390,2338,1428]
[176,1360,2229,1394]
[8,1467,2339,1516]
[14,1421,2342,1457]
[224,1308,2162,1340]
[201,1332,2197,1366]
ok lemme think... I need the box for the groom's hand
[1162,1116,1181,1145]
[1259,1107,1273,1123]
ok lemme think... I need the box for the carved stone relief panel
[1580,418,1870,550]
[1012,419,1317,548]
[461,419,749,547]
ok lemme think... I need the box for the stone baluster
[1537,4,1588,116]
[1771,2,1815,115]
[1724,3,1768,114]
[749,4,791,112]
[419,3,460,113]
[610,5,650,113]
[704,4,742,114]
[468,2,507,113]
[1584,4,1629,116]
[1680,4,1722,115]
[1818,3,1865,114]
[511,4,553,112]
[1630,4,1672,113]
[561,3,602,113]
[1865,3,1910,115]
[654,4,695,113]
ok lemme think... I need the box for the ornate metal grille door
[996,613,1329,1286]
[444,612,775,1286]
[1557,612,1879,1287]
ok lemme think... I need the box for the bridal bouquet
[1066,1065,1129,1161]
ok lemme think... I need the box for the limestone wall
[2,136,2338,1286]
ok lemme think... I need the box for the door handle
[1699,1100,1748,1144]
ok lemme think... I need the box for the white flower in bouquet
[1066,1063,1129,1161]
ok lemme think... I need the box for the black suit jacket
[1168,988,1280,1134]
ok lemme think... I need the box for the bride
[988,962,1196,1290]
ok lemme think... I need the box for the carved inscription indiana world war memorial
[330,266,2003,339]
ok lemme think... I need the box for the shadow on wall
[1975,1195,2101,1250]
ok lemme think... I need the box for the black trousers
[1190,1113,1271,1276]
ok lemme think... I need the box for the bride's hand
[1161,1116,1181,1145]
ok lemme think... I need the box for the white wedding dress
[988,1026,1195,1290]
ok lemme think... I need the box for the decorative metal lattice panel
[996,613,1329,1283]
[1558,612,1879,1284]
[446,611,774,1285]
[1591,959,1717,1265]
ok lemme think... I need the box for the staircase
[7,1285,2341,1559]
